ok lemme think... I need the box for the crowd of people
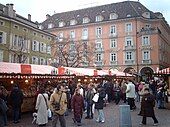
[0,77,169,127]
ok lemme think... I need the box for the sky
[0,0,170,24]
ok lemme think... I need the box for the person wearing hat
[138,88,158,126]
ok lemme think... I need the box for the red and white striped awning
[158,67,170,74]
[0,62,57,75]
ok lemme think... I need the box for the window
[47,45,51,54]
[110,25,116,35]
[0,20,4,26]
[143,51,150,60]
[83,17,90,24]
[110,39,117,48]
[0,50,3,62]
[82,28,88,39]
[125,51,133,60]
[70,19,77,25]
[40,42,44,52]
[14,25,19,29]
[48,23,53,29]
[96,15,103,22]
[40,57,46,65]
[32,56,39,64]
[23,28,28,32]
[110,53,117,61]
[39,25,43,29]
[32,41,39,51]
[142,36,150,45]
[96,53,102,61]
[125,23,132,32]
[110,13,118,20]
[96,27,102,37]
[125,37,133,46]
[0,31,6,44]
[13,35,18,46]
[59,21,65,27]
[58,32,64,41]
[96,40,102,49]
[70,30,75,39]
[70,43,75,51]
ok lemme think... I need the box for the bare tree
[5,35,30,63]
[51,37,96,67]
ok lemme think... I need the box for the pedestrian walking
[35,86,49,126]
[71,88,84,126]
[126,79,136,110]
[138,88,159,126]
[50,84,67,127]
[94,87,106,123]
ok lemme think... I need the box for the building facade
[40,1,170,77]
[0,3,55,65]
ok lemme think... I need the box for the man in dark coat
[71,88,84,126]
[10,84,23,124]
[138,88,158,126]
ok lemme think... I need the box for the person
[71,88,84,126]
[138,88,158,126]
[35,86,49,126]
[50,84,67,127]
[126,79,136,110]
[10,84,23,124]
[0,86,8,127]
[94,87,106,123]
[156,87,166,109]
[0,85,8,126]
[85,83,95,119]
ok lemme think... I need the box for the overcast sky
[0,0,170,24]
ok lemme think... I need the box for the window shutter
[27,40,30,53]
[36,41,39,51]
[32,41,34,51]
[2,32,6,44]
[44,43,46,53]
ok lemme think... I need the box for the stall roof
[0,62,56,75]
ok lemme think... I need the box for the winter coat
[71,94,84,117]
[85,89,95,105]
[138,93,156,117]
[95,88,106,109]
[50,91,67,115]
[35,93,48,125]
[10,87,23,108]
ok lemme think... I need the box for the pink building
[40,1,170,79]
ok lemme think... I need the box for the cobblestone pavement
[7,101,170,127]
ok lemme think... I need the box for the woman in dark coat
[95,87,106,123]
[138,88,158,126]
[71,88,84,126]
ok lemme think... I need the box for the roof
[41,1,162,29]
[0,3,55,37]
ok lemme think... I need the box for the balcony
[123,45,136,51]
[142,59,152,64]
[141,45,152,50]
[81,36,88,41]
[125,60,135,65]
[110,61,118,65]
[138,27,159,35]
[95,61,103,66]
[95,48,104,53]
[109,33,118,38]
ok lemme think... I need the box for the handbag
[55,93,62,111]
[92,93,99,102]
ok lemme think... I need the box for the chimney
[28,14,31,21]
[6,3,14,17]
[46,14,50,19]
